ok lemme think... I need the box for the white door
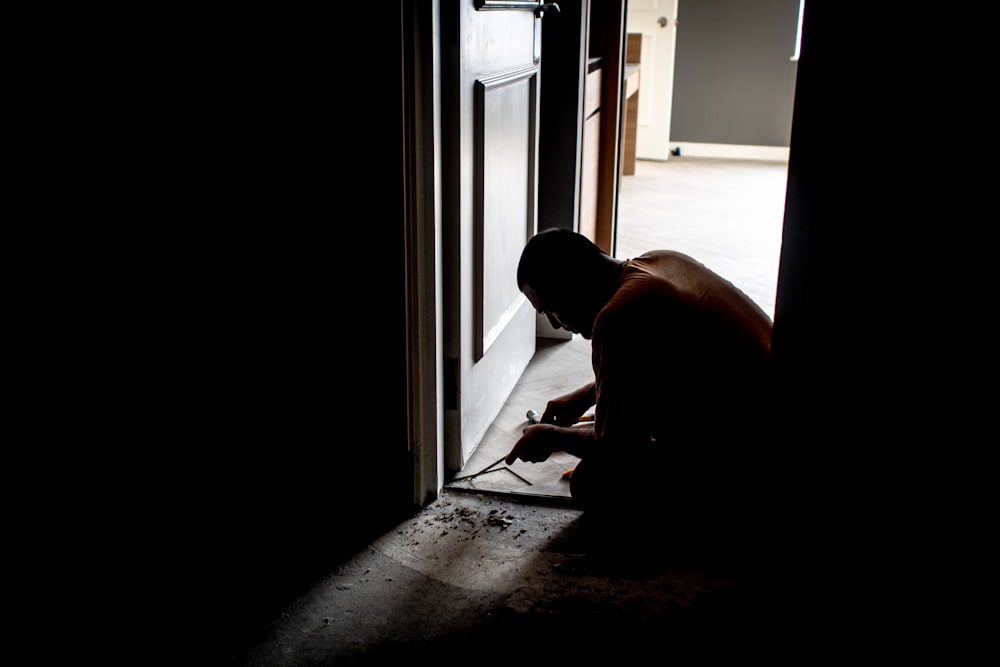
[626,0,679,161]
[441,0,547,471]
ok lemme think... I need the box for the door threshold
[443,484,579,508]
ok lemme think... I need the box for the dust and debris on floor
[235,490,783,666]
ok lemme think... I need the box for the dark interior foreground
[106,5,967,664]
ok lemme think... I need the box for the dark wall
[122,8,418,661]
[772,2,924,447]
[767,2,957,646]
[670,0,800,146]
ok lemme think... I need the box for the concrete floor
[232,491,787,666]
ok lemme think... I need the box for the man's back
[592,249,772,444]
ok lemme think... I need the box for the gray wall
[671,0,800,147]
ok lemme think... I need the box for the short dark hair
[516,228,606,293]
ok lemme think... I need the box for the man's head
[516,228,620,339]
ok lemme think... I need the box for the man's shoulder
[618,258,686,299]
[631,249,704,270]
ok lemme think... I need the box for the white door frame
[626,0,679,161]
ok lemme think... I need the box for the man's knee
[569,456,657,513]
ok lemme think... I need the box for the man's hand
[505,421,596,465]
[504,424,560,465]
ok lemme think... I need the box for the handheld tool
[450,410,543,484]
[451,455,533,485]
[450,456,507,482]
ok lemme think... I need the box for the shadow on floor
[231,491,789,666]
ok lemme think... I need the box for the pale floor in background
[447,156,789,500]
[616,156,787,320]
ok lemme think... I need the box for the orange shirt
[592,250,772,446]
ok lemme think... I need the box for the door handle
[535,3,560,18]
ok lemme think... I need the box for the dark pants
[568,438,766,568]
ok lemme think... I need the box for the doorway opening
[444,1,797,502]
[446,156,788,502]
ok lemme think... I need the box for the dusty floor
[232,490,790,666]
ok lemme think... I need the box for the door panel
[443,0,542,471]
[475,67,537,360]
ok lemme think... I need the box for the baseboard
[670,142,789,161]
